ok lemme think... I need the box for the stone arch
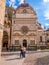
[23,39,27,47]
[2,31,8,51]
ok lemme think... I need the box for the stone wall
[0,0,5,55]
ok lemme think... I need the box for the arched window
[4,21,6,25]
[15,40,19,45]
[2,31,8,51]
[40,36,42,42]
[30,40,35,45]
[23,39,27,47]
[14,21,15,24]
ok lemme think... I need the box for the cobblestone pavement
[35,56,49,65]
[0,52,49,65]
[0,54,25,65]
[24,52,49,65]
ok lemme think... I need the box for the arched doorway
[2,31,8,51]
[23,39,27,47]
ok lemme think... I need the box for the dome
[15,1,37,16]
[18,3,30,8]
[17,3,33,10]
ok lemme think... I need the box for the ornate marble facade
[11,2,46,47]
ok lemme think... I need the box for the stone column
[0,0,5,56]
[8,28,10,48]
[0,30,3,55]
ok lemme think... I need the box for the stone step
[1,50,49,56]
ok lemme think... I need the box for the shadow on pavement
[6,57,21,61]
[34,56,49,65]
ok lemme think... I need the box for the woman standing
[20,46,26,58]
[23,46,26,58]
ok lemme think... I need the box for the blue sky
[6,0,49,29]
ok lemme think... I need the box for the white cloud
[44,10,49,20]
[13,5,17,9]
[45,23,49,26]
[43,0,49,3]
[9,0,16,6]
[41,25,44,29]
[8,0,17,9]
[8,0,24,8]
[18,0,24,4]
[42,0,49,20]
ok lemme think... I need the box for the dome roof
[18,3,30,8]
[15,2,37,16]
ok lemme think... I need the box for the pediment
[28,33,36,36]
[13,33,21,36]
[15,6,36,15]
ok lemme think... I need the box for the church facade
[2,0,49,51]
[11,3,45,47]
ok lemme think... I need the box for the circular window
[23,9,27,13]
[21,26,29,34]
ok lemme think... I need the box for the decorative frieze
[15,14,37,18]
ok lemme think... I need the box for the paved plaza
[0,51,49,65]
